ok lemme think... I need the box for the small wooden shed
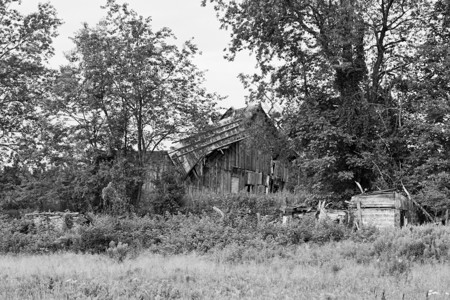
[349,190,415,229]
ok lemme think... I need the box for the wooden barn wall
[186,141,290,194]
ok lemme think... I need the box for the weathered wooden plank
[238,142,242,168]
[239,142,244,169]
[220,169,224,193]
[231,176,239,193]
[240,172,246,191]
[252,148,256,171]
[232,142,237,168]
[215,160,219,192]
[171,127,247,176]
[229,144,234,167]
[255,172,262,185]
[171,120,241,153]
[357,201,362,226]
[350,196,397,209]
[360,209,396,228]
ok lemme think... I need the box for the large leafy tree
[0,0,61,165]
[51,1,220,208]
[57,0,219,164]
[398,0,450,216]
[0,0,64,212]
[203,0,429,199]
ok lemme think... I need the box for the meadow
[2,244,450,300]
[2,193,450,299]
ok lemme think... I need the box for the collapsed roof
[169,104,269,176]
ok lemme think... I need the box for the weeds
[3,193,450,288]
[2,252,450,300]
[106,241,129,262]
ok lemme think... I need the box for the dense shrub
[3,206,450,271]
[349,225,379,243]
[337,240,374,264]
[183,191,282,216]
[0,216,61,253]
[143,169,186,215]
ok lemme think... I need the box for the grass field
[2,244,450,300]
[3,208,450,299]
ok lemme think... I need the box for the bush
[349,225,379,243]
[107,241,129,262]
[311,219,348,243]
[337,240,374,264]
[3,205,450,269]
[145,170,186,215]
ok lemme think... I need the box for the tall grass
[2,247,450,299]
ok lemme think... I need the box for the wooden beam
[402,184,435,223]
[357,200,363,227]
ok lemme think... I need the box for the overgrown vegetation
[3,215,450,299]
[201,0,450,213]
[2,0,450,219]
[3,192,450,298]
[0,0,219,215]
[2,193,450,270]
[3,1,450,297]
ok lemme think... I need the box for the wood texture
[159,105,292,194]
[359,209,396,228]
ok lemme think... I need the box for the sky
[18,0,258,109]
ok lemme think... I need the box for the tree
[398,0,450,216]
[203,0,429,200]
[0,0,61,166]
[52,0,220,207]
[57,0,219,164]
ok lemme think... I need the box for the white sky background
[18,0,258,109]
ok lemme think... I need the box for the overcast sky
[18,0,257,109]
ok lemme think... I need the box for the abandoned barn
[165,104,292,194]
